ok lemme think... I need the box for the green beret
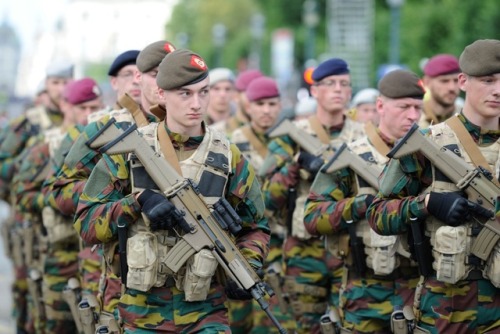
[136,40,176,73]
[459,39,500,76]
[156,49,209,90]
[378,69,425,99]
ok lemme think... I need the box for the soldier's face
[459,73,500,120]
[208,80,235,122]
[161,77,210,134]
[46,77,71,107]
[138,68,161,106]
[61,98,104,126]
[248,97,281,132]
[110,65,141,105]
[377,96,422,140]
[424,73,460,108]
[311,74,352,114]
[355,103,379,125]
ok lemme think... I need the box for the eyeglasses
[314,79,351,88]
[116,71,135,79]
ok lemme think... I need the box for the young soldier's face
[424,73,460,108]
[459,73,500,119]
[45,77,71,107]
[248,97,281,132]
[311,74,352,114]
[137,67,162,107]
[161,77,210,133]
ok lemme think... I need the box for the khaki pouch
[433,226,469,284]
[126,232,158,292]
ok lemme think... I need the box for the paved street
[0,201,15,334]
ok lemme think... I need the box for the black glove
[297,151,324,175]
[225,280,253,300]
[427,191,493,227]
[138,189,191,232]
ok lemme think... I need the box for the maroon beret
[246,76,280,102]
[235,69,263,92]
[63,78,101,105]
[423,54,460,77]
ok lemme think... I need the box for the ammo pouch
[432,225,469,284]
[291,195,312,240]
[126,231,158,292]
[78,293,99,334]
[183,249,218,301]
[41,206,78,244]
[96,311,121,334]
[363,225,399,276]
[485,242,500,288]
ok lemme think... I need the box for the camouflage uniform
[417,100,461,129]
[367,114,500,334]
[231,126,296,333]
[304,130,419,333]
[0,106,63,333]
[260,116,364,334]
[73,121,269,333]
[13,125,85,334]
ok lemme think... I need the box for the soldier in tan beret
[75,48,270,333]
[367,39,500,334]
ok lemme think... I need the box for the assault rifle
[89,119,288,334]
[321,142,380,189]
[389,123,499,261]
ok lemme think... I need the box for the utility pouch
[62,277,83,333]
[96,311,120,334]
[390,306,408,334]
[126,232,158,292]
[79,294,99,334]
[485,242,500,288]
[365,228,398,276]
[41,206,78,244]
[291,196,312,240]
[433,226,469,284]
[183,249,218,301]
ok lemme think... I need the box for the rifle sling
[364,121,391,156]
[241,126,268,159]
[157,123,183,175]
[149,104,166,121]
[445,116,499,186]
[117,94,149,127]
[423,100,439,126]
[308,115,330,145]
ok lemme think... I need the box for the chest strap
[241,125,268,159]
[117,94,149,127]
[308,115,330,145]
[158,123,183,175]
[365,121,391,156]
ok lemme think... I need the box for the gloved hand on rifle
[225,280,253,300]
[297,151,324,176]
[426,191,494,227]
[138,189,192,232]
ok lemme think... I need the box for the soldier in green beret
[74,48,270,333]
[304,69,424,333]
[367,39,500,334]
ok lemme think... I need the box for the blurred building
[0,20,21,96]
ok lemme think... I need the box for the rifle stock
[321,142,381,189]
[88,119,287,333]
[389,123,499,261]
[267,118,328,156]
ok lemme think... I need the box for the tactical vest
[424,121,500,286]
[329,137,414,276]
[25,106,60,135]
[41,127,80,245]
[291,117,365,240]
[126,123,232,300]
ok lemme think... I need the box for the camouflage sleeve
[227,143,270,271]
[366,153,432,235]
[0,115,32,182]
[260,135,300,214]
[42,121,105,216]
[74,153,141,245]
[13,142,49,213]
[304,168,369,236]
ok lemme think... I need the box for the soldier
[259,58,365,334]
[42,41,175,333]
[419,54,461,128]
[347,88,380,125]
[108,49,141,105]
[367,39,500,334]
[304,70,425,333]
[74,48,270,333]
[0,60,73,334]
[229,77,296,333]
[205,67,236,128]
[13,78,103,334]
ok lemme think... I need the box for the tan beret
[156,49,209,90]
[378,69,426,99]
[136,40,176,73]
[459,39,500,76]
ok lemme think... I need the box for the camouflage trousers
[12,265,30,333]
[418,277,500,334]
[283,236,343,334]
[79,246,102,296]
[42,240,79,334]
[341,269,419,333]
[119,284,230,333]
